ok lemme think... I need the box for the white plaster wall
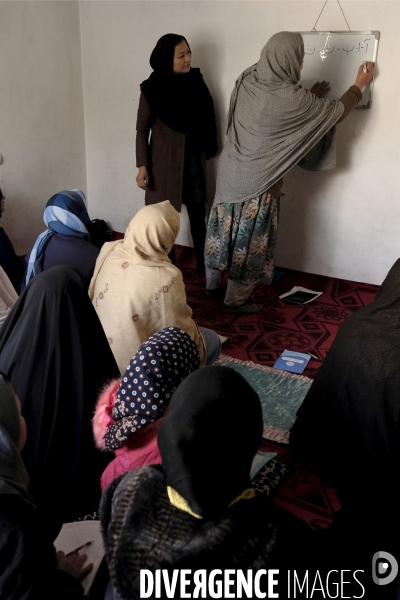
[0,1,87,255]
[80,0,400,285]
[3,1,393,284]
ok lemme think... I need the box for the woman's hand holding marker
[354,61,375,90]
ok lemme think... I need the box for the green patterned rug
[215,354,312,443]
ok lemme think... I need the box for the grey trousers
[205,267,255,307]
[199,326,221,365]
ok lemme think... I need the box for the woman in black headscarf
[0,266,120,526]
[136,34,218,272]
[100,366,279,599]
[0,374,92,599]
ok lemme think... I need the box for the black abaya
[0,266,120,526]
[290,259,400,504]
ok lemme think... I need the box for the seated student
[93,327,200,491]
[0,266,120,527]
[89,201,220,374]
[290,257,400,501]
[0,373,92,600]
[0,189,25,292]
[100,366,279,599]
[23,189,99,290]
[0,266,18,329]
[289,258,400,582]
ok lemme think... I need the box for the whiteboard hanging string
[312,0,351,31]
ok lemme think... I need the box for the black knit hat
[159,366,263,518]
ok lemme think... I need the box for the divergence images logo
[372,552,398,586]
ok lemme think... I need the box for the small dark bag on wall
[88,219,113,249]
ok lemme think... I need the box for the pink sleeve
[92,379,121,450]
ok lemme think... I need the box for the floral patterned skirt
[204,192,280,285]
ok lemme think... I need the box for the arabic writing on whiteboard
[305,38,371,59]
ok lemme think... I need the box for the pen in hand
[65,540,94,557]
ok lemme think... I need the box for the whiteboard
[299,31,380,108]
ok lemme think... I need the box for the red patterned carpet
[259,439,342,530]
[177,245,378,379]
[177,245,379,529]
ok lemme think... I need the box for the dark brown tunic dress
[136,93,186,213]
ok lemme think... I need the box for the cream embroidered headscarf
[89,201,206,373]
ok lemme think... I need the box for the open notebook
[54,520,104,595]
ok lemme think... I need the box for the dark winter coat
[100,465,277,600]
[41,233,100,286]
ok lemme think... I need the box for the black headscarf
[0,266,120,524]
[140,34,218,158]
[158,366,263,519]
[290,258,400,507]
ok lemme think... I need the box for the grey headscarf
[214,32,345,204]
[0,374,31,501]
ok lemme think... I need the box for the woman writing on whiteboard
[136,34,218,273]
[205,31,374,312]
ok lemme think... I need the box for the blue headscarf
[23,190,90,289]
[104,327,200,450]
